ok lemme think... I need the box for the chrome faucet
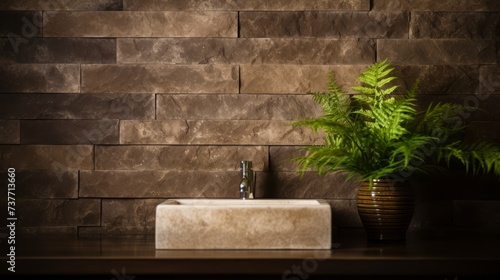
[239,161,255,199]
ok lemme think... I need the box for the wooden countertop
[2,229,500,278]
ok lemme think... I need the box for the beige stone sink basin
[155,199,331,249]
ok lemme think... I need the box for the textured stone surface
[454,201,500,227]
[124,0,369,11]
[480,66,500,94]
[240,65,365,94]
[17,199,100,227]
[120,120,323,145]
[0,170,78,198]
[240,11,408,38]
[410,201,454,228]
[44,11,237,37]
[411,12,500,39]
[372,0,500,11]
[79,171,241,198]
[117,38,375,64]
[468,95,500,121]
[409,173,460,201]
[0,120,19,144]
[102,199,162,233]
[96,146,268,171]
[0,38,116,63]
[0,11,42,37]
[466,122,500,143]
[78,226,154,235]
[269,146,309,172]
[0,145,93,170]
[378,39,497,65]
[0,0,123,10]
[415,95,500,122]
[0,64,79,93]
[19,227,77,235]
[440,171,500,200]
[257,171,360,200]
[156,199,331,249]
[0,94,154,120]
[21,120,120,144]
[81,64,238,94]
[330,200,363,227]
[407,167,500,202]
[157,94,322,120]
[395,65,479,95]
[242,65,479,95]
[0,0,498,235]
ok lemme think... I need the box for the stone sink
[155,199,331,250]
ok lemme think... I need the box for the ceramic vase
[356,179,415,242]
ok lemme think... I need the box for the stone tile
[454,200,500,227]
[78,226,154,235]
[0,11,42,37]
[378,39,497,65]
[0,94,154,120]
[410,167,500,202]
[0,38,116,63]
[409,173,460,201]
[0,170,78,199]
[0,64,79,93]
[0,145,93,170]
[101,199,164,232]
[330,200,363,227]
[81,64,238,94]
[0,120,19,144]
[415,94,500,122]
[448,171,500,200]
[395,65,479,95]
[256,171,361,200]
[372,0,500,11]
[242,65,479,95]
[465,95,500,122]
[480,66,500,95]
[120,120,323,145]
[269,146,310,172]
[43,11,237,37]
[466,122,500,143]
[17,199,100,227]
[19,227,77,235]
[240,11,408,38]
[410,200,454,228]
[411,12,500,39]
[96,146,268,171]
[156,94,323,120]
[0,0,123,10]
[21,120,120,145]
[117,38,375,64]
[240,65,366,94]
[79,171,242,198]
[124,0,370,11]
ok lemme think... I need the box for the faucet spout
[239,161,254,199]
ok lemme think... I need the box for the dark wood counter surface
[2,229,500,279]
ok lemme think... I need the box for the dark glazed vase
[356,179,415,242]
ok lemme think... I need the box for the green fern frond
[377,76,398,88]
[438,142,500,177]
[294,60,500,183]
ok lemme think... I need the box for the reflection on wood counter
[2,229,500,279]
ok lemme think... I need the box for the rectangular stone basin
[156,199,331,250]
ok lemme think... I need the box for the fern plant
[295,60,500,184]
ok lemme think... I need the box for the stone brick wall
[0,0,499,235]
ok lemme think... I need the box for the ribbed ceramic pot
[356,179,415,242]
